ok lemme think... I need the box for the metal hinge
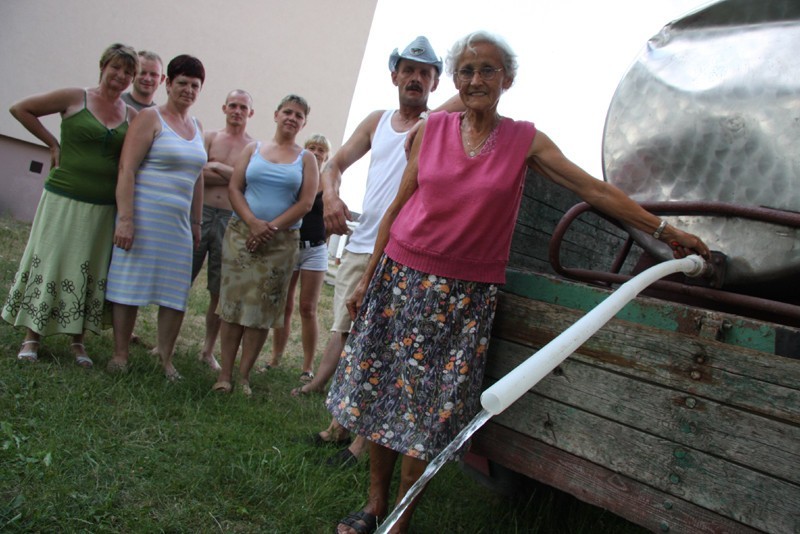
[696,313,730,340]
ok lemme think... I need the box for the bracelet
[191,219,201,226]
[652,219,668,239]
[418,111,429,121]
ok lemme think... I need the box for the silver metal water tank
[603,0,800,285]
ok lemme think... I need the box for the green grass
[0,216,644,533]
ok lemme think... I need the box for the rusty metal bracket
[549,201,800,323]
[696,313,729,341]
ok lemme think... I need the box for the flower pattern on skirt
[2,191,114,336]
[217,217,299,329]
[4,257,104,332]
[327,255,497,461]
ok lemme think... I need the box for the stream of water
[375,408,493,533]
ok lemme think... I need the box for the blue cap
[388,36,442,74]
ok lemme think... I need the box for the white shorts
[295,242,328,272]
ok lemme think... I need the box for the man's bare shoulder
[362,109,388,133]
[205,128,232,143]
[208,128,253,145]
[327,110,389,170]
[207,128,253,164]
[344,109,388,144]
[203,129,220,146]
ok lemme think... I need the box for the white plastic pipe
[480,255,706,416]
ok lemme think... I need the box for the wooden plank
[485,390,800,533]
[487,338,800,483]
[508,223,554,274]
[471,422,761,534]
[492,293,800,422]
[511,181,638,275]
[510,171,642,276]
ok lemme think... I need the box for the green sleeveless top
[44,93,129,205]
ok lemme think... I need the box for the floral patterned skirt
[327,255,498,461]
[217,217,299,329]
[2,191,114,336]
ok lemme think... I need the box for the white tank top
[345,110,407,254]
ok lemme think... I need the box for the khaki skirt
[217,217,299,329]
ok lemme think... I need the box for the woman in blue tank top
[267,133,332,383]
[212,95,320,395]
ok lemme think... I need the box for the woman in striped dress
[105,55,206,381]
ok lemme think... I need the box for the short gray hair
[445,31,518,84]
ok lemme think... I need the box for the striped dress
[105,110,206,311]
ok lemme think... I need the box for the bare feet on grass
[198,351,221,372]
[290,383,325,397]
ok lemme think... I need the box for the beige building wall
[0,0,377,221]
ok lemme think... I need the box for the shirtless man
[191,90,255,370]
[121,50,165,111]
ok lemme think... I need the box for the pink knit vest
[385,111,536,284]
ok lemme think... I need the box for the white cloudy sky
[337,0,708,212]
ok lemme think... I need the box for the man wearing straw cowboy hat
[291,36,443,467]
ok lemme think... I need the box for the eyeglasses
[456,66,503,82]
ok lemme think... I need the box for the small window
[29,161,44,174]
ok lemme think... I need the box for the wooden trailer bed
[468,171,800,533]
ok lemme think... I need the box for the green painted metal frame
[503,269,779,354]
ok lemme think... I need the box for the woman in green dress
[2,43,139,368]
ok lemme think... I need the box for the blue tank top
[242,143,305,229]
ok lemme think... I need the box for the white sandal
[17,340,39,362]
[72,342,93,369]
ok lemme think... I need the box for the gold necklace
[461,115,499,157]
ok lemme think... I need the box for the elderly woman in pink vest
[328,31,711,534]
